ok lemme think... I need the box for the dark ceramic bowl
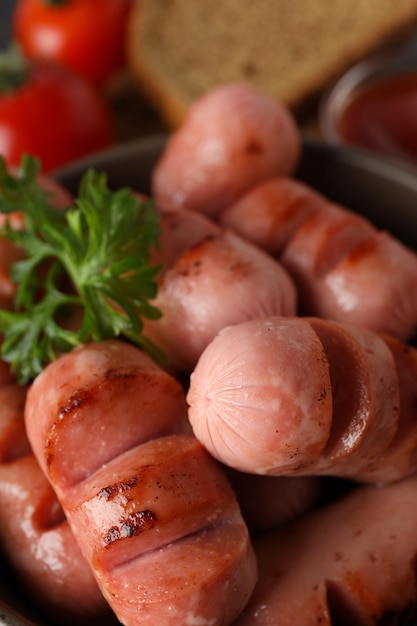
[2,135,417,626]
[319,33,417,165]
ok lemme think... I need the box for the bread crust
[126,0,417,127]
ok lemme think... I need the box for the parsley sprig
[0,155,163,384]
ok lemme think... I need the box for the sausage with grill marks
[24,339,257,626]
[216,170,417,342]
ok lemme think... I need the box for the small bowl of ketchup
[319,34,417,166]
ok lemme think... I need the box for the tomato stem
[0,46,30,94]
[43,0,69,5]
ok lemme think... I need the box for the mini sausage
[0,456,117,625]
[215,165,417,342]
[152,83,301,218]
[188,316,334,475]
[234,474,417,625]
[144,212,297,372]
[65,434,257,626]
[24,340,257,626]
[187,316,402,481]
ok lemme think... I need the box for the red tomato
[13,0,131,85]
[0,58,114,172]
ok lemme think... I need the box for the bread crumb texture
[127,0,417,126]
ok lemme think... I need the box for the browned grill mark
[104,510,157,546]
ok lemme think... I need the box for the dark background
[0,0,16,49]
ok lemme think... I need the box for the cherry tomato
[0,57,114,172]
[13,0,131,85]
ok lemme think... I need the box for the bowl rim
[319,34,417,145]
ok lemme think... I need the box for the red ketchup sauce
[337,73,417,166]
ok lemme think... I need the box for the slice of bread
[126,0,417,127]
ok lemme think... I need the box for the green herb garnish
[0,155,163,384]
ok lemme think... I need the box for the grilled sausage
[24,340,257,626]
[217,172,417,341]
[25,339,191,486]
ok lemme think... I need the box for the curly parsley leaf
[0,155,163,384]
